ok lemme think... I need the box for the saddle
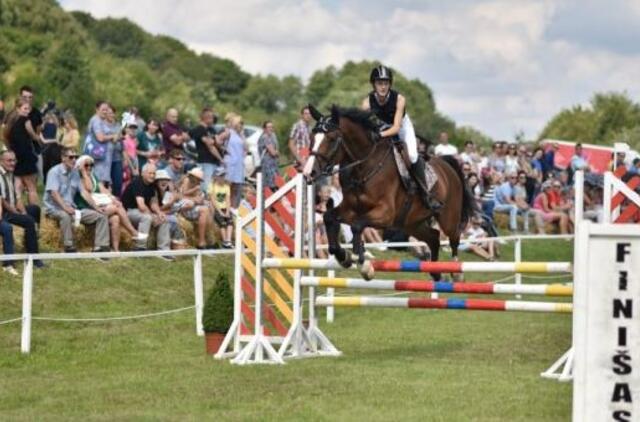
[391,143,437,192]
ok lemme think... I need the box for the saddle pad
[392,147,438,191]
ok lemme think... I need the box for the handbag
[91,193,113,207]
[83,134,108,161]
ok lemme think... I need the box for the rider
[361,65,441,211]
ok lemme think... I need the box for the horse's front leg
[350,220,375,280]
[323,206,352,268]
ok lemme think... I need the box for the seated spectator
[328,170,352,243]
[583,184,603,223]
[0,150,44,271]
[44,148,110,253]
[1,201,20,275]
[458,216,498,261]
[154,169,186,247]
[533,181,570,234]
[75,155,146,252]
[165,149,186,185]
[178,167,212,249]
[314,184,331,258]
[514,171,545,234]
[493,171,530,233]
[208,167,233,249]
[121,163,173,259]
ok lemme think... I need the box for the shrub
[202,271,234,333]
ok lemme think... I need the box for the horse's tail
[439,155,476,229]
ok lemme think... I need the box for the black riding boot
[410,157,442,212]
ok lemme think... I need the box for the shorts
[214,209,233,227]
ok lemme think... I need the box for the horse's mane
[331,105,380,133]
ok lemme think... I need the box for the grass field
[0,239,573,421]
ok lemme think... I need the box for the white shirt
[434,143,458,156]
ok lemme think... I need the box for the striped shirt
[0,166,17,208]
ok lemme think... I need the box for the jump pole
[301,277,573,297]
[263,258,572,274]
[316,296,573,314]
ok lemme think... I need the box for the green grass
[0,239,573,421]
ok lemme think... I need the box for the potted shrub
[202,271,234,355]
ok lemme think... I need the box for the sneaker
[132,232,149,241]
[2,265,19,276]
[222,241,233,249]
[159,255,175,262]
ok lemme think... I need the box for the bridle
[309,117,393,188]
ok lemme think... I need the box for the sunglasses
[172,157,185,161]
[66,155,79,160]
[86,163,94,168]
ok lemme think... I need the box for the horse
[303,104,475,281]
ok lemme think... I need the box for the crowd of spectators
[0,85,631,274]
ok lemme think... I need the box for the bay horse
[303,105,475,281]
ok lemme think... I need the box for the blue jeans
[111,160,123,198]
[198,162,219,191]
[0,219,15,267]
[494,203,530,231]
[482,200,495,222]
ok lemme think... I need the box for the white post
[193,253,204,336]
[307,183,317,347]
[21,257,34,354]
[574,170,584,222]
[603,172,612,224]
[514,237,522,300]
[326,272,335,323]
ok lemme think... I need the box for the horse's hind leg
[323,207,352,268]
[448,233,463,281]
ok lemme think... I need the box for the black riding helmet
[370,65,393,85]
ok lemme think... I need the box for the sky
[59,0,640,140]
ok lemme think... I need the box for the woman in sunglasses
[74,155,146,251]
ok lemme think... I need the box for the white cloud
[60,0,640,140]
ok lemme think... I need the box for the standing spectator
[531,147,545,182]
[514,170,544,234]
[18,86,43,206]
[504,144,520,173]
[460,140,481,171]
[0,150,44,271]
[75,155,146,252]
[43,148,110,253]
[60,113,80,150]
[493,171,529,233]
[107,105,125,197]
[224,113,246,209]
[136,117,164,170]
[161,108,189,155]
[288,106,312,170]
[121,122,139,195]
[258,120,279,191]
[165,149,186,185]
[434,131,458,156]
[3,98,40,206]
[40,111,59,185]
[488,142,506,173]
[189,108,225,189]
[121,163,173,259]
[209,167,233,248]
[86,101,117,190]
[129,107,146,133]
[542,142,559,178]
[177,167,212,249]
[481,171,501,222]
[570,143,589,172]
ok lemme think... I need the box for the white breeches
[399,114,418,163]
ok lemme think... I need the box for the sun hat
[155,169,171,181]
[188,167,204,181]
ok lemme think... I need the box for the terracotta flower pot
[205,332,225,355]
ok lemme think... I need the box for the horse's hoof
[339,251,354,268]
[360,260,375,281]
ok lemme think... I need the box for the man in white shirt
[434,132,458,156]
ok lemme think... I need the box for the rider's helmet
[370,65,393,85]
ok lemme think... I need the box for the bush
[202,272,234,333]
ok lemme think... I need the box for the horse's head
[302,104,346,180]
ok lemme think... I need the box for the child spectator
[458,216,498,261]
[208,167,233,248]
